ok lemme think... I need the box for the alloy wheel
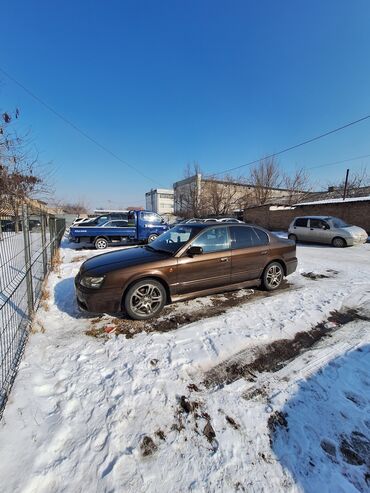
[266,264,283,289]
[130,283,163,316]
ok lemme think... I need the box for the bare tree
[328,167,370,197]
[53,200,88,215]
[203,175,240,216]
[0,109,53,229]
[175,162,207,218]
[282,167,312,204]
[248,157,281,205]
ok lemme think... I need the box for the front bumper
[75,281,122,313]
[347,235,368,246]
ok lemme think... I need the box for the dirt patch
[301,272,330,280]
[243,386,268,401]
[155,429,166,441]
[187,383,200,392]
[71,255,87,263]
[268,411,288,435]
[84,282,294,339]
[301,269,339,281]
[204,309,369,388]
[339,431,370,466]
[321,439,337,459]
[179,395,199,414]
[168,393,218,450]
[225,415,239,430]
[203,421,216,443]
[84,327,109,339]
[140,435,157,457]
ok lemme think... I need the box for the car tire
[262,262,284,291]
[332,237,346,248]
[148,234,158,243]
[288,233,297,243]
[94,237,108,250]
[124,279,166,320]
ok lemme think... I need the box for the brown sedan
[75,223,297,320]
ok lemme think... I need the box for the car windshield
[147,225,200,254]
[331,217,350,228]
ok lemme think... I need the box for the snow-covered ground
[0,238,369,493]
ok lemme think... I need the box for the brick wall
[244,201,370,233]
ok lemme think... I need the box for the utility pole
[343,169,349,201]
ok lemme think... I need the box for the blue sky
[1,0,370,209]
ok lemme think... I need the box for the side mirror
[187,246,203,256]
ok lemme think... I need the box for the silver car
[288,216,368,247]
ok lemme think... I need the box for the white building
[145,188,174,215]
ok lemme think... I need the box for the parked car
[218,218,244,223]
[69,210,168,249]
[74,213,128,227]
[71,217,94,226]
[75,222,297,320]
[0,219,41,232]
[288,216,368,247]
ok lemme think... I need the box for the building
[173,173,292,218]
[145,188,174,215]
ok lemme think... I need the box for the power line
[0,66,161,186]
[3,66,369,186]
[306,153,370,170]
[212,114,370,176]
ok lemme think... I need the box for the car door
[291,217,310,241]
[308,218,332,244]
[230,226,269,283]
[176,226,231,294]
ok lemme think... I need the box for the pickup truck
[68,210,169,249]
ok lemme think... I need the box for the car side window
[192,226,230,253]
[141,212,162,223]
[310,219,329,229]
[253,228,269,246]
[230,226,258,249]
[294,218,308,227]
[97,216,108,225]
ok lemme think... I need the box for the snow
[294,195,370,206]
[0,239,369,492]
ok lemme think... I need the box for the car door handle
[260,250,268,255]
[220,257,229,262]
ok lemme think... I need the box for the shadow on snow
[54,277,96,319]
[270,344,370,493]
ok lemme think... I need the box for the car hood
[342,225,367,237]
[80,246,170,275]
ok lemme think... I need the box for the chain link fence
[0,200,65,416]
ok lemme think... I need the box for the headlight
[80,275,105,289]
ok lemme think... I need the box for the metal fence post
[49,217,55,261]
[22,204,34,318]
[41,214,48,276]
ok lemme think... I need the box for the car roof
[173,222,266,231]
[295,215,333,220]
